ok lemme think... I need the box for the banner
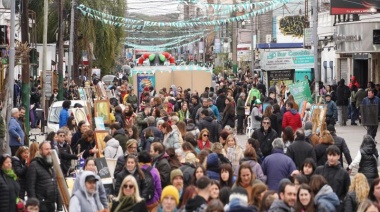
[267,70,294,87]
[137,74,155,106]
[331,0,379,15]
[260,49,314,70]
[288,80,312,105]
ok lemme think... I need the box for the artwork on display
[94,130,109,158]
[95,117,106,130]
[51,150,70,211]
[72,108,89,126]
[78,88,87,100]
[137,74,155,106]
[94,100,111,124]
[95,157,111,178]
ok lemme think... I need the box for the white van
[47,100,90,133]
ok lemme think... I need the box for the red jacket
[282,109,302,132]
[197,139,211,150]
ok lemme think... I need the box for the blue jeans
[351,104,358,123]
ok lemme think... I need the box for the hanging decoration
[77,0,289,28]
[125,29,210,34]
[125,32,205,41]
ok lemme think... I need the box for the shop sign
[260,49,314,70]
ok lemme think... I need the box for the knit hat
[229,187,248,203]
[184,153,199,164]
[304,121,313,130]
[206,153,219,167]
[170,169,183,184]
[161,185,180,205]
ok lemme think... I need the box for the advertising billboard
[331,0,379,15]
[260,49,314,70]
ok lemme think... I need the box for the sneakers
[351,123,358,126]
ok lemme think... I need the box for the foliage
[213,65,223,75]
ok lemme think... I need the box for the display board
[172,71,192,92]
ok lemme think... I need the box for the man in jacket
[57,129,79,176]
[362,89,380,139]
[197,109,221,143]
[140,116,163,151]
[325,94,338,126]
[215,89,226,113]
[69,171,105,212]
[195,98,214,124]
[315,145,350,202]
[286,128,316,169]
[135,106,151,133]
[184,176,210,212]
[236,93,246,135]
[27,141,62,212]
[282,102,302,132]
[327,124,352,167]
[208,98,220,121]
[150,142,171,188]
[114,105,124,129]
[336,79,350,126]
[269,181,297,212]
[111,123,128,153]
[59,100,71,128]
[246,83,261,106]
[190,95,201,123]
[8,108,25,155]
[261,138,298,190]
[251,117,278,157]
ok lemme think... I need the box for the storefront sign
[267,70,294,87]
[334,34,361,43]
[260,49,314,70]
[331,0,378,15]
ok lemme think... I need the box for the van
[47,100,90,133]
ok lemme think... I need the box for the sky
[127,0,181,16]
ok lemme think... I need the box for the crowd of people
[3,71,380,212]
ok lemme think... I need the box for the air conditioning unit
[266,34,272,43]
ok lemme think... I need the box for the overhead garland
[125,29,210,34]
[77,0,289,28]
[125,32,205,41]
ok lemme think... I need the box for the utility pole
[58,0,64,100]
[21,0,30,145]
[68,0,75,81]
[312,0,319,100]
[250,6,254,72]
[41,0,48,118]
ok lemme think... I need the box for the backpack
[141,166,155,201]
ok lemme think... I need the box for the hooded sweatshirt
[282,109,302,132]
[69,171,104,212]
[314,185,340,212]
[104,138,123,159]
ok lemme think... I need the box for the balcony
[318,11,335,39]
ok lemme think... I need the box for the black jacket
[76,139,96,159]
[110,199,148,212]
[27,156,61,209]
[315,143,332,166]
[114,154,127,178]
[286,139,316,169]
[180,163,195,188]
[331,133,352,166]
[215,94,227,113]
[359,145,379,181]
[152,152,171,188]
[58,142,78,176]
[0,170,20,212]
[11,156,27,199]
[113,128,128,153]
[315,162,350,200]
[70,131,82,153]
[197,116,221,143]
[336,83,350,106]
[343,192,358,212]
[114,168,148,199]
[251,127,278,157]
[221,112,235,128]
[115,112,124,129]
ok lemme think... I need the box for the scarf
[114,196,136,212]
[3,169,17,180]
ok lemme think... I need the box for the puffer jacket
[163,130,181,150]
[0,169,20,212]
[104,138,123,159]
[282,109,302,132]
[314,185,340,212]
[114,167,148,199]
[12,156,27,199]
[239,158,266,183]
[358,144,379,182]
[27,155,61,210]
[343,192,358,212]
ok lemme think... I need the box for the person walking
[335,79,350,126]
[361,89,380,139]
[282,102,302,133]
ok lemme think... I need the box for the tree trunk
[21,0,30,145]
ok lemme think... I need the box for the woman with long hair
[357,199,380,212]
[344,173,370,212]
[0,154,21,212]
[219,163,234,188]
[250,183,268,209]
[114,155,148,200]
[282,126,294,154]
[111,175,148,212]
[315,130,335,166]
[192,165,206,185]
[161,122,181,150]
[294,184,315,212]
[218,129,230,148]
[28,142,39,164]
[162,97,173,114]
[176,121,187,139]
[66,116,77,134]
[209,180,221,200]
[178,185,197,210]
[12,146,29,199]
[348,135,379,185]
[46,131,58,151]
[197,129,212,150]
[239,146,266,182]
[178,102,190,122]
[310,175,339,211]
[221,97,236,128]
[224,134,244,176]
[197,150,209,167]
[232,163,259,202]
[77,130,98,159]
[123,103,136,129]
[368,178,380,204]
